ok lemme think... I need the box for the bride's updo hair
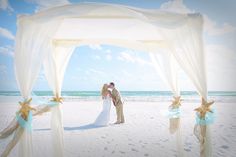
[101,84,108,98]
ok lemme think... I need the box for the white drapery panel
[164,14,207,100]
[44,46,75,95]
[149,51,179,97]
[14,15,61,157]
[162,14,211,157]
[150,49,184,157]
[43,46,75,157]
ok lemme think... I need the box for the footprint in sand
[101,136,106,139]
[184,148,191,152]
[144,153,149,156]
[131,148,139,152]
[111,151,115,154]
[221,145,229,149]
[221,136,228,142]
[119,151,126,154]
[185,142,192,146]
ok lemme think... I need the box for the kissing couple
[94,82,125,126]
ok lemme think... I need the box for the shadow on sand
[64,124,106,131]
[34,124,106,131]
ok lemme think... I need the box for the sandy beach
[0,99,236,157]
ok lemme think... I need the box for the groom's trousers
[116,104,124,123]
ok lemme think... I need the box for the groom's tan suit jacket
[111,88,123,106]
[111,88,124,123]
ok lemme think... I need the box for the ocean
[0,91,236,103]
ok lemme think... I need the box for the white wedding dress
[94,94,112,126]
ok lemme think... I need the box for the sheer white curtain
[149,51,179,96]
[43,45,75,157]
[14,16,61,157]
[149,50,184,157]
[165,14,211,157]
[166,14,207,100]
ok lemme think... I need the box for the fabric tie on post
[168,96,184,156]
[49,94,63,107]
[194,98,214,120]
[170,96,182,109]
[16,98,36,132]
[168,96,181,133]
[167,108,181,119]
[195,109,215,126]
[167,96,182,118]
[49,93,65,157]
[194,98,214,157]
[51,94,63,103]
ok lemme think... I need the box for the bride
[94,84,112,126]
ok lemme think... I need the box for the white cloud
[90,48,112,61]
[0,0,13,12]
[0,27,15,40]
[206,44,236,91]
[0,45,14,57]
[25,0,70,11]
[160,0,192,13]
[87,68,106,76]
[160,0,236,36]
[105,54,112,61]
[118,50,151,66]
[118,51,135,63]
[206,44,236,69]
[106,49,111,53]
[93,55,101,60]
[203,15,236,36]
[88,44,102,50]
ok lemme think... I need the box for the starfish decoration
[194,98,214,119]
[51,94,63,103]
[171,96,182,108]
[17,98,36,120]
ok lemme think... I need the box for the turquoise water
[1,91,236,102]
[0,91,236,97]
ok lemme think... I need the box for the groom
[109,82,125,124]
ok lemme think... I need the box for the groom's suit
[111,88,125,123]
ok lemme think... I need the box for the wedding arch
[0,2,214,157]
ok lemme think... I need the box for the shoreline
[0,95,236,104]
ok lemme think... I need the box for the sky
[0,0,236,91]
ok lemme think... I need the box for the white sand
[0,100,236,157]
